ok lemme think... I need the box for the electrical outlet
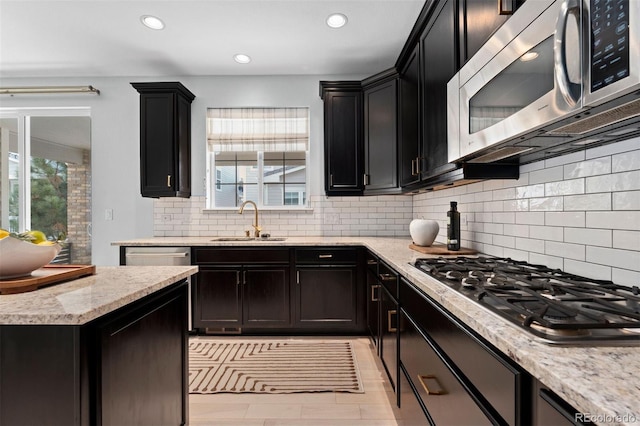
[105,209,113,221]
[162,214,173,222]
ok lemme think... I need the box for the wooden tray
[409,243,478,256]
[0,264,96,295]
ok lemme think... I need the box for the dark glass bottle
[447,201,460,251]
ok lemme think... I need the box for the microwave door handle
[554,0,581,106]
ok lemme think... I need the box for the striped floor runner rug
[188,339,364,394]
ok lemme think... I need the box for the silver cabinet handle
[236,271,240,286]
[296,270,300,284]
[318,254,333,259]
[167,174,172,187]
[243,270,247,285]
[125,252,188,257]
[379,273,396,281]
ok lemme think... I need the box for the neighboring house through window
[206,107,309,208]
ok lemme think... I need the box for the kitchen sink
[211,237,287,242]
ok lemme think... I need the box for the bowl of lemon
[0,229,62,279]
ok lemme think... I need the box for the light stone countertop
[112,236,640,425]
[0,266,198,325]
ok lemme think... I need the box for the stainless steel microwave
[448,0,640,164]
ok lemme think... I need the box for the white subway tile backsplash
[516,184,545,199]
[529,197,563,211]
[586,211,640,230]
[493,212,516,224]
[516,237,545,253]
[563,157,611,179]
[544,179,584,196]
[613,191,640,210]
[613,230,640,251]
[545,241,585,261]
[586,170,640,193]
[612,149,640,172]
[563,193,611,211]
[545,150,585,168]
[563,259,611,281]
[529,225,563,242]
[503,224,529,237]
[564,228,612,247]
[529,166,564,185]
[515,211,545,225]
[586,246,640,272]
[612,268,640,287]
[545,211,585,227]
[585,136,639,159]
[529,253,564,270]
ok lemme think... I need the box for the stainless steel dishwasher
[124,247,192,330]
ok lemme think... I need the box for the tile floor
[189,336,400,426]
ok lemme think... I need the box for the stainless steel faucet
[238,200,261,238]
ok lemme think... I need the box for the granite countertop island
[0,265,197,426]
[0,265,198,325]
[113,236,640,425]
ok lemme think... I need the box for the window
[206,108,309,209]
[0,108,92,264]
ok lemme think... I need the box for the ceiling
[0,0,426,78]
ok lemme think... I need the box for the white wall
[0,74,367,265]
[413,138,640,287]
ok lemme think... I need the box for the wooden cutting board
[409,243,478,256]
[0,264,96,295]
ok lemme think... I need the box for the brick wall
[66,149,91,264]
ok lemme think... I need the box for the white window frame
[0,107,90,231]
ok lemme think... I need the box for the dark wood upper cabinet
[398,45,421,188]
[131,82,195,198]
[319,81,364,196]
[363,71,399,194]
[458,0,525,66]
[419,0,458,181]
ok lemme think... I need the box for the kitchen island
[114,237,640,426]
[0,265,197,426]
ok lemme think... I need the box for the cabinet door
[243,266,290,327]
[364,79,398,192]
[323,89,363,195]
[194,268,242,327]
[420,0,458,178]
[459,0,523,65]
[366,268,380,350]
[380,285,398,393]
[139,92,176,197]
[295,267,358,328]
[399,45,421,188]
[398,364,430,425]
[100,283,188,426]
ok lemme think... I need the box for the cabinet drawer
[378,261,398,298]
[193,248,289,264]
[295,248,357,264]
[366,251,379,274]
[400,278,523,425]
[400,310,493,425]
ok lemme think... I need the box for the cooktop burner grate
[412,256,640,345]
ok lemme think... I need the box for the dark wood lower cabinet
[0,281,188,426]
[366,266,380,350]
[244,267,290,326]
[194,265,290,330]
[380,284,399,393]
[295,267,358,328]
[398,364,429,425]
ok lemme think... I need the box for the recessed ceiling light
[520,51,539,62]
[140,15,164,30]
[233,54,251,64]
[326,13,348,29]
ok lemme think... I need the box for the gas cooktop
[412,257,640,345]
